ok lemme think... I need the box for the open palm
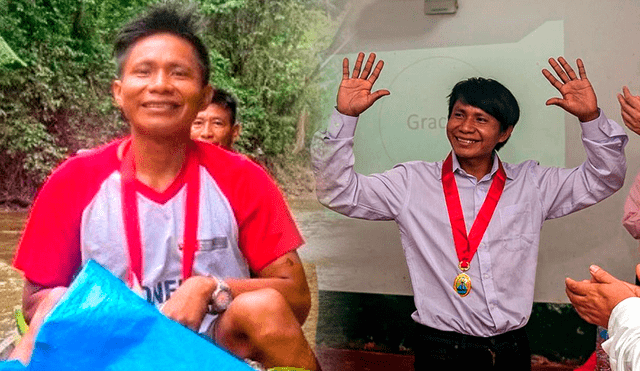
[336,52,390,117]
[543,57,599,122]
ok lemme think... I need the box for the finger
[542,69,563,91]
[565,277,593,296]
[589,265,617,284]
[619,96,632,120]
[342,58,350,80]
[623,86,640,110]
[636,263,640,283]
[369,89,391,104]
[565,277,587,295]
[558,57,578,81]
[549,57,570,83]
[368,60,385,85]
[360,53,376,80]
[576,58,588,80]
[545,97,564,107]
[619,94,634,117]
[351,52,365,79]
[620,110,640,135]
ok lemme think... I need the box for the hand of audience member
[336,52,390,117]
[161,275,217,331]
[565,264,640,328]
[542,57,599,122]
[618,86,640,135]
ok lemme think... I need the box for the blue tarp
[0,260,252,370]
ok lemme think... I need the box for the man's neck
[127,134,188,192]
[456,155,494,181]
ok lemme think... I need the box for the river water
[0,211,28,342]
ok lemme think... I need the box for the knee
[229,289,301,341]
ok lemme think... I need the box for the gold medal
[454,272,471,297]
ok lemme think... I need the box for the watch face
[214,291,232,312]
[210,282,233,314]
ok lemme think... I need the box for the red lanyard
[120,139,200,285]
[441,152,506,271]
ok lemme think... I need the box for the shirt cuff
[608,296,640,333]
[326,108,359,139]
[580,109,626,140]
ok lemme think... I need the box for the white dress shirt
[311,108,627,337]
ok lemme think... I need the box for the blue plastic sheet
[0,260,252,371]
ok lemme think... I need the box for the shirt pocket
[496,203,534,251]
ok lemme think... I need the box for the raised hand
[618,86,640,135]
[337,52,390,117]
[542,57,599,122]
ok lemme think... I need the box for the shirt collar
[439,151,513,181]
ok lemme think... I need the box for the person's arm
[617,87,640,239]
[602,297,640,371]
[618,86,640,135]
[535,57,627,218]
[312,52,413,220]
[161,251,310,330]
[162,156,310,331]
[13,154,96,323]
[21,280,60,324]
[623,171,640,239]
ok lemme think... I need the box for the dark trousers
[413,323,531,370]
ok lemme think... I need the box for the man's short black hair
[113,1,210,85]
[210,88,238,125]
[448,77,520,151]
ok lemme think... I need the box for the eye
[132,66,151,77]
[172,67,190,78]
[453,112,463,118]
[192,121,203,127]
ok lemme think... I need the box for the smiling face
[112,32,212,140]
[446,100,513,166]
[190,103,239,149]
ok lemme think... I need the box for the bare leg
[9,288,66,365]
[214,288,321,370]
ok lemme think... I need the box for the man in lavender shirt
[311,53,627,370]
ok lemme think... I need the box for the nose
[148,70,173,93]
[459,116,475,133]
[200,122,214,139]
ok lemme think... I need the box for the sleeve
[623,170,640,239]
[12,160,85,288]
[602,297,640,371]
[310,109,410,221]
[233,160,304,273]
[530,110,628,220]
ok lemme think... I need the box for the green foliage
[0,0,340,199]
[201,0,339,155]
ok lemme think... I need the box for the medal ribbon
[441,152,506,270]
[121,139,200,285]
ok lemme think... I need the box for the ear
[232,122,242,142]
[200,84,214,111]
[498,125,514,143]
[112,80,124,109]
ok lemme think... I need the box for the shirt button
[483,274,489,279]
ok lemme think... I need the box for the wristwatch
[209,277,233,314]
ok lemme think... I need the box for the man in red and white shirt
[11,3,319,370]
